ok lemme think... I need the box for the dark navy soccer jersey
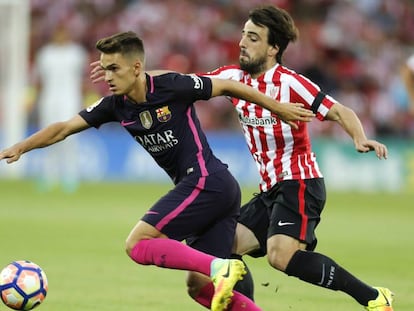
[79,73,228,183]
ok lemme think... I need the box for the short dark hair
[96,31,144,58]
[249,6,298,64]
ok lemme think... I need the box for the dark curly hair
[249,5,299,64]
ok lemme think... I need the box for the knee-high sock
[130,239,215,275]
[285,250,378,306]
[195,282,262,311]
[231,254,254,301]
[194,282,213,309]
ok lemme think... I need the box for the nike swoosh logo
[121,120,136,127]
[277,220,295,226]
[384,295,391,306]
[317,264,325,285]
[221,263,230,278]
[380,289,391,306]
[145,211,159,215]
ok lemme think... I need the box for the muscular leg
[230,254,254,300]
[231,223,260,301]
[267,234,378,306]
[184,222,258,305]
[126,221,222,275]
[128,221,259,310]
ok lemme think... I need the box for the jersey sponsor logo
[156,106,172,122]
[135,130,178,153]
[120,120,136,127]
[189,74,203,89]
[86,97,104,112]
[239,114,277,127]
[139,111,153,129]
[277,220,295,226]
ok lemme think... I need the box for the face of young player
[239,19,278,77]
[100,52,140,97]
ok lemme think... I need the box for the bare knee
[267,235,304,271]
[125,236,141,257]
[267,246,291,271]
[125,220,164,257]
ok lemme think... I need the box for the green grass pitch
[1,180,413,310]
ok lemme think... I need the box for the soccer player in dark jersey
[0,31,315,311]
[89,6,393,311]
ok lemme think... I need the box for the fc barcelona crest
[156,106,172,122]
[139,111,153,129]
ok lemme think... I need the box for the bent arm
[0,115,90,164]
[210,78,314,126]
[326,103,388,159]
[89,61,314,127]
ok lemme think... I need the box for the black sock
[230,254,254,301]
[285,250,378,306]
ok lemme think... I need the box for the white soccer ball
[0,261,48,310]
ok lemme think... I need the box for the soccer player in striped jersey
[201,5,393,311]
[0,31,315,311]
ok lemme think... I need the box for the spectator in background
[28,0,414,137]
[33,24,88,192]
[401,54,414,116]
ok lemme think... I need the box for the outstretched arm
[0,115,89,164]
[210,77,315,129]
[326,103,388,159]
[90,61,314,128]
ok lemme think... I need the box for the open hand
[90,60,104,83]
[354,140,388,159]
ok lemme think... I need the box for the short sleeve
[172,73,213,101]
[79,96,117,128]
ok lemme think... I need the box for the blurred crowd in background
[29,0,414,139]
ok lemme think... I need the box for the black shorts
[238,178,326,258]
[142,169,241,258]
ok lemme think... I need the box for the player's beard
[239,54,267,76]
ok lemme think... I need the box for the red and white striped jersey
[203,64,338,192]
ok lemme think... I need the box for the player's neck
[127,75,147,104]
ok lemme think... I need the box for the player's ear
[133,59,143,76]
[268,44,279,58]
